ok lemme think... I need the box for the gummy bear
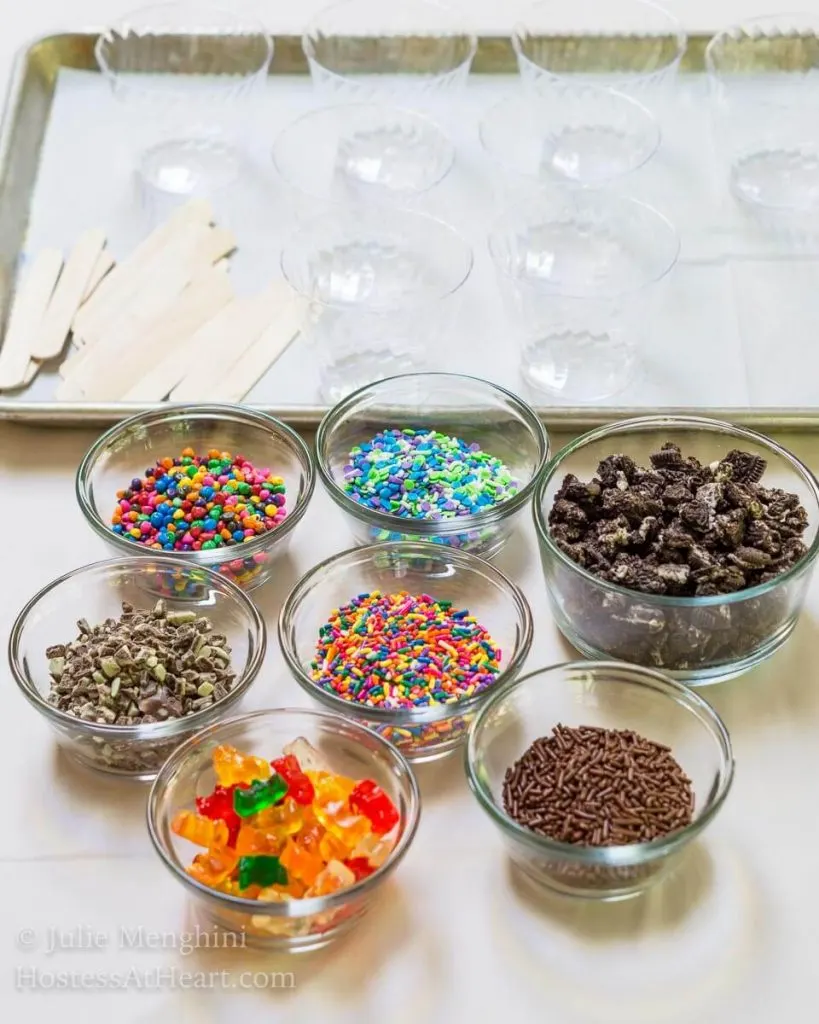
[233,775,287,817]
[315,804,372,849]
[307,859,356,897]
[349,824,398,869]
[282,736,330,772]
[172,810,229,849]
[196,784,242,845]
[253,797,304,838]
[187,847,238,886]
[272,754,315,805]
[318,830,350,863]
[280,839,325,887]
[349,779,400,834]
[238,855,288,890]
[345,857,376,881]
[309,770,355,804]
[213,744,271,787]
[235,825,281,858]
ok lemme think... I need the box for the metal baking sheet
[0,32,818,429]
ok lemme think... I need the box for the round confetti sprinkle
[342,428,519,519]
[110,448,287,555]
[310,590,502,709]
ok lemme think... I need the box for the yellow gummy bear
[307,859,356,897]
[212,743,271,787]
[253,797,304,837]
[349,824,399,868]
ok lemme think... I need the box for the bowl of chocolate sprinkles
[9,557,266,780]
[465,661,734,900]
[533,416,819,684]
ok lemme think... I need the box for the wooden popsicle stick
[80,249,116,309]
[78,268,235,402]
[195,286,306,402]
[168,283,291,402]
[0,249,64,389]
[72,198,213,339]
[30,229,107,361]
[75,222,236,351]
[122,295,253,403]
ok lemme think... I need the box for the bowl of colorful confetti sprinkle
[76,404,315,591]
[315,372,550,559]
[466,661,734,900]
[9,556,266,779]
[147,708,420,951]
[279,541,534,762]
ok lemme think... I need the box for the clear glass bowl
[147,708,421,950]
[272,103,454,214]
[512,0,687,105]
[466,662,734,900]
[303,0,477,105]
[76,404,315,591]
[479,84,660,191]
[705,14,819,212]
[280,209,473,402]
[96,2,273,200]
[488,187,679,402]
[533,416,819,684]
[9,557,266,779]
[279,541,534,762]
[315,372,550,558]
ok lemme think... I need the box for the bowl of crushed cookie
[533,416,819,684]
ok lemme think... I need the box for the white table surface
[3,3,819,1022]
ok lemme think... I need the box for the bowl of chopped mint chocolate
[534,416,819,684]
[9,557,266,778]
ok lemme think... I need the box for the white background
[3,2,819,1023]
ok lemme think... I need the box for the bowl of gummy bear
[147,708,420,950]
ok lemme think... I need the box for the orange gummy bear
[187,847,238,886]
[280,838,325,887]
[253,797,305,837]
[212,744,271,787]
[307,859,356,897]
[234,825,283,858]
[172,810,229,849]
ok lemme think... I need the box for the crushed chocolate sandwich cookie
[46,599,237,726]
[549,445,810,597]
[503,724,694,847]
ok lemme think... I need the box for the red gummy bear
[196,785,242,846]
[345,857,376,881]
[271,754,315,806]
[349,779,399,835]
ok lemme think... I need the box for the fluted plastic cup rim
[465,660,735,867]
[532,414,819,607]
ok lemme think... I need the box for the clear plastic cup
[488,187,679,402]
[280,207,473,402]
[271,103,454,215]
[302,0,476,107]
[705,14,819,212]
[479,83,660,193]
[512,0,686,106]
[96,2,273,201]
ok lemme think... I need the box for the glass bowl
[280,209,473,402]
[278,541,534,762]
[272,103,454,213]
[9,557,266,779]
[512,0,687,105]
[76,404,315,591]
[479,84,660,190]
[303,0,477,105]
[315,372,550,558]
[96,2,273,200]
[705,14,819,212]
[147,708,421,950]
[533,416,819,684]
[466,661,734,900]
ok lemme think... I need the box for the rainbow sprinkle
[310,591,502,709]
